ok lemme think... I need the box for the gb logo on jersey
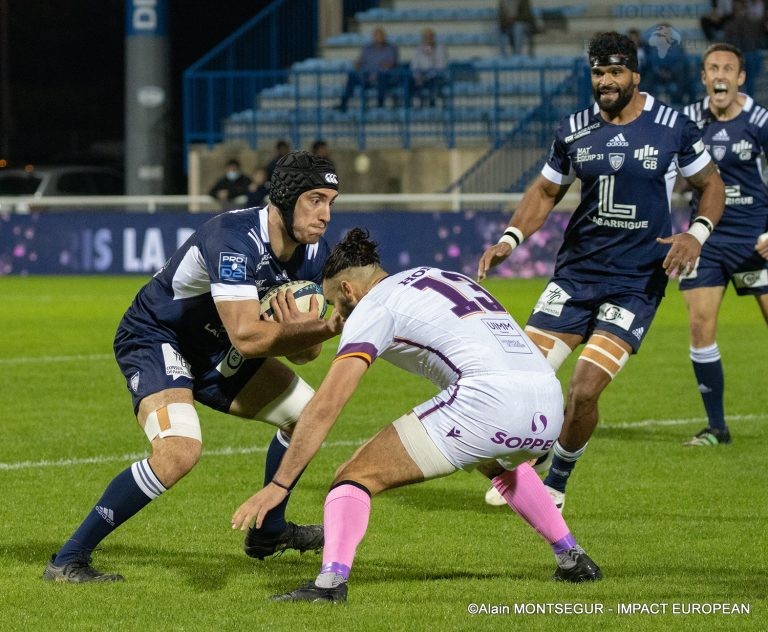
[731,140,753,160]
[219,252,247,282]
[633,144,658,169]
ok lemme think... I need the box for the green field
[1,276,765,631]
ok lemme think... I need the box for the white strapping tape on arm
[498,226,525,250]
[687,216,714,246]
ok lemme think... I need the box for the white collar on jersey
[259,206,270,244]
[702,93,753,113]
[591,92,655,115]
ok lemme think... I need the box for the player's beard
[594,83,635,117]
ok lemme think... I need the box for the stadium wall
[0,208,691,278]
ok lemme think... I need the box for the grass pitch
[1,276,766,631]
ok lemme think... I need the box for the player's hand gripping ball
[259,280,327,320]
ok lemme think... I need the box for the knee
[150,437,202,487]
[332,462,380,495]
[566,382,601,411]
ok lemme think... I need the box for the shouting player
[232,228,602,603]
[679,43,768,446]
[478,32,725,510]
[44,151,343,583]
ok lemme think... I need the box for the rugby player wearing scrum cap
[44,151,344,582]
[479,32,725,510]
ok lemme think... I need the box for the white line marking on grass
[0,440,365,472]
[2,414,764,472]
[601,413,762,429]
[0,353,113,365]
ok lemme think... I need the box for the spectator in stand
[337,27,399,111]
[410,28,449,107]
[499,0,537,56]
[209,159,252,210]
[723,0,765,95]
[246,167,269,208]
[701,0,734,42]
[265,140,291,180]
[311,139,333,164]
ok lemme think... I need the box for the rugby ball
[259,280,327,320]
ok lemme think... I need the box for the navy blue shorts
[679,240,768,296]
[525,277,663,353]
[114,326,266,414]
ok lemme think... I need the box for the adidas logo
[632,326,645,340]
[130,372,140,393]
[712,128,730,141]
[698,383,713,394]
[606,133,629,147]
[446,427,462,438]
[96,505,115,526]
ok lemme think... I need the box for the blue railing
[448,60,587,193]
[183,0,318,160]
[198,59,579,153]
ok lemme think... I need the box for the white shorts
[408,372,563,473]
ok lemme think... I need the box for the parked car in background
[0,165,123,211]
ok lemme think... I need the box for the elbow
[286,344,322,365]
[229,329,273,359]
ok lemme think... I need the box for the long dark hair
[323,228,381,279]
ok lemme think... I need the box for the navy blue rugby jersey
[118,206,329,363]
[684,95,768,243]
[543,94,710,294]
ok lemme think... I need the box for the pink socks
[492,462,576,553]
[319,483,372,580]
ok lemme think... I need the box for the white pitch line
[0,440,365,472]
[600,413,762,429]
[2,414,764,473]
[0,353,113,365]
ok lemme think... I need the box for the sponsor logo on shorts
[596,302,636,331]
[491,431,554,452]
[161,343,192,380]
[218,252,247,282]
[531,412,548,434]
[733,269,768,288]
[216,346,244,377]
[632,326,645,340]
[533,282,571,317]
[447,427,462,438]
[129,372,140,393]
